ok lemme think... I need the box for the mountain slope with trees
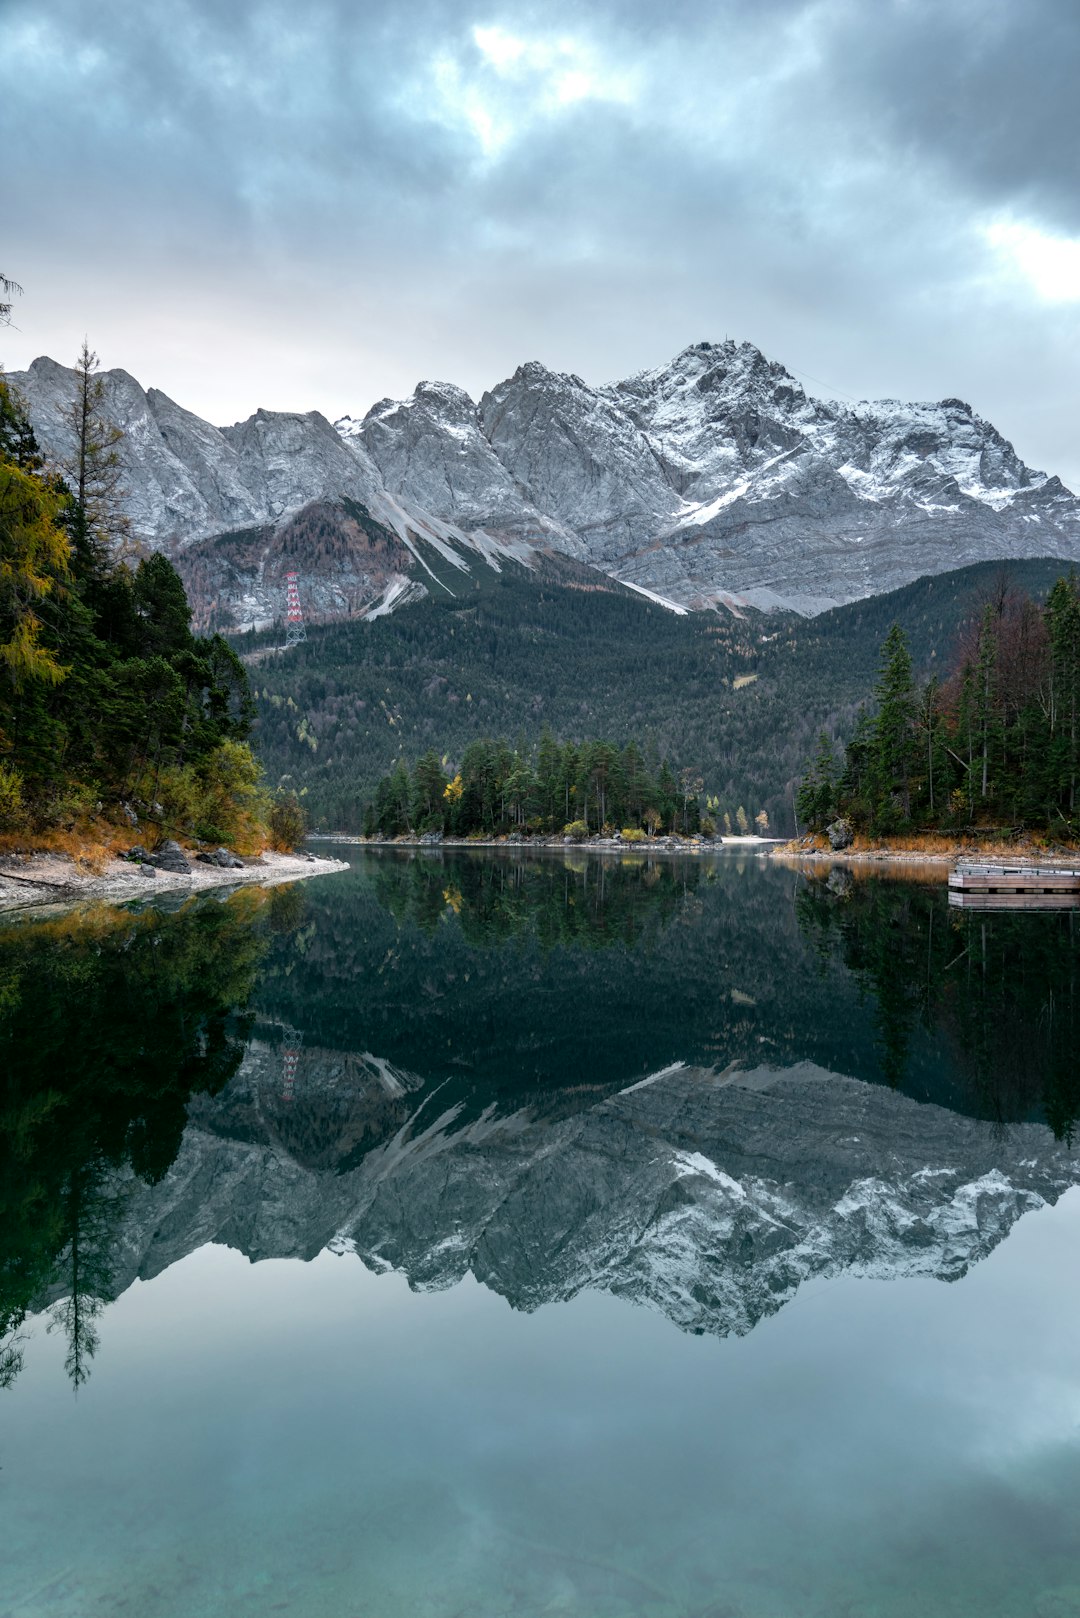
[244,552,1072,835]
[799,571,1080,837]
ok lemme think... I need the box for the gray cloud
[3,0,1079,486]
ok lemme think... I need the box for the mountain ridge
[9,339,1080,625]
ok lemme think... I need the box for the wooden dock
[948,864,1080,910]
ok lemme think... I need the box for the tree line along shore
[363,732,771,842]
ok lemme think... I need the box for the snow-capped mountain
[74,1049,1080,1341]
[351,340,1080,613]
[7,356,548,632]
[11,341,1080,619]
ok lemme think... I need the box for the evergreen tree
[0,272,20,327]
[411,749,449,830]
[1047,574,1080,820]
[63,341,130,558]
[796,730,838,831]
[916,676,946,821]
[657,760,678,831]
[869,624,917,829]
[971,606,1000,806]
[536,725,561,832]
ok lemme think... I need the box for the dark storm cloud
[820,0,1080,232]
[3,0,1079,484]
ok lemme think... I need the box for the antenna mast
[285,572,306,649]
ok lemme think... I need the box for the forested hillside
[0,337,274,850]
[244,555,1070,834]
[799,572,1080,837]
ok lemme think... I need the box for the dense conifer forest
[364,731,766,839]
[245,554,1071,835]
[798,572,1080,837]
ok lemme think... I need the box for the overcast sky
[3,0,1079,485]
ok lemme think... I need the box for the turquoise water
[3,848,1080,1617]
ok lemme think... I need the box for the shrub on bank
[269,792,308,852]
[0,762,28,831]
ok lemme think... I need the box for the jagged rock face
[345,379,577,550]
[11,340,1080,616]
[610,340,827,500]
[352,339,1080,612]
[477,362,675,557]
[95,1051,1080,1340]
[176,498,424,633]
[7,355,383,543]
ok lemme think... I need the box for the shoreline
[769,838,1080,878]
[0,850,349,917]
[309,833,780,856]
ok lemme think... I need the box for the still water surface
[3,847,1080,1617]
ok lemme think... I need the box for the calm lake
[3,846,1080,1618]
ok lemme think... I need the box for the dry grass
[0,824,123,875]
[777,829,1080,861]
[0,816,268,874]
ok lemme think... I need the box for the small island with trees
[361,731,771,846]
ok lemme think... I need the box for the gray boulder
[826,818,854,851]
[149,839,192,873]
[196,846,245,869]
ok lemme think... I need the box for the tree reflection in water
[5,854,1079,1396]
[0,893,269,1391]
[796,874,1080,1137]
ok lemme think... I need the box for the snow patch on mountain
[11,339,1080,619]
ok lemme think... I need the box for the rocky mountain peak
[10,339,1080,621]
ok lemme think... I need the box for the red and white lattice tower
[281,1028,303,1102]
[285,571,306,649]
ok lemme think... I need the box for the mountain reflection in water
[2,847,1079,1392]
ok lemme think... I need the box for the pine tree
[971,605,999,806]
[1047,574,1080,820]
[0,271,20,327]
[916,676,945,820]
[807,730,838,828]
[536,725,561,832]
[869,623,917,829]
[657,760,678,831]
[411,749,448,829]
[62,341,130,580]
